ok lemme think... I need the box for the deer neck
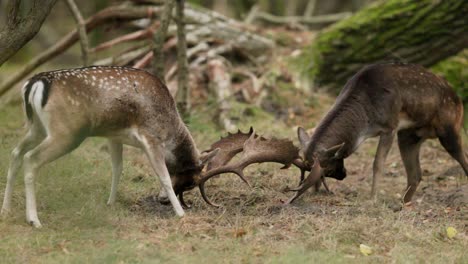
[165,125,200,174]
[306,97,369,160]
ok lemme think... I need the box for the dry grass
[0,93,467,263]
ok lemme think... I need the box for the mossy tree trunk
[432,49,468,104]
[296,0,468,91]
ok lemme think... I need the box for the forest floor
[0,85,466,263]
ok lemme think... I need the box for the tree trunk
[0,0,58,66]
[175,0,190,116]
[152,0,175,80]
[296,0,468,91]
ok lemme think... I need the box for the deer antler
[198,131,303,207]
[283,156,322,204]
[203,127,257,170]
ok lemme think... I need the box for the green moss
[293,0,468,92]
[431,49,468,104]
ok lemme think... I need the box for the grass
[0,96,467,264]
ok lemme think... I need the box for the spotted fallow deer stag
[285,63,468,204]
[0,66,220,227]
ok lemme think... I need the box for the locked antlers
[197,128,304,207]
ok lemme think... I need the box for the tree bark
[152,0,175,80]
[0,0,58,66]
[296,0,468,91]
[175,0,190,116]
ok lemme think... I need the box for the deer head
[284,132,346,204]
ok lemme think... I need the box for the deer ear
[200,148,220,167]
[319,142,346,160]
[297,127,311,149]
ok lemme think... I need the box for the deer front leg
[397,130,424,203]
[140,136,184,217]
[371,132,395,199]
[107,140,123,205]
[2,127,44,216]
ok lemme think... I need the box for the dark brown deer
[285,63,468,204]
[0,66,219,227]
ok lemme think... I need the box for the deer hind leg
[1,125,45,216]
[138,135,184,217]
[437,126,468,176]
[397,130,424,203]
[22,135,83,228]
[107,140,123,205]
[371,132,395,199]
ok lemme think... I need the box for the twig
[244,4,259,24]
[133,51,153,69]
[190,43,233,67]
[65,0,90,66]
[164,41,209,81]
[304,0,317,17]
[94,46,151,66]
[152,0,175,80]
[90,22,159,53]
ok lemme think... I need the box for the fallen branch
[90,21,159,53]
[207,58,235,131]
[133,51,153,68]
[94,46,151,66]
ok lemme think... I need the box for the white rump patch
[29,80,50,132]
[29,81,44,110]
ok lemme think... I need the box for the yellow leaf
[360,244,373,256]
[446,227,457,239]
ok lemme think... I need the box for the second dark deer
[286,63,468,204]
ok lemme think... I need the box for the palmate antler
[197,129,306,207]
[203,127,258,170]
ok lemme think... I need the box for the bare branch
[304,0,317,17]
[65,0,90,66]
[90,22,159,53]
[133,51,153,69]
[244,4,259,24]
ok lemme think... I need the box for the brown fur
[294,63,467,203]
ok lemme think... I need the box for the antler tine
[203,127,256,170]
[177,192,191,209]
[283,157,322,204]
[198,163,252,207]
